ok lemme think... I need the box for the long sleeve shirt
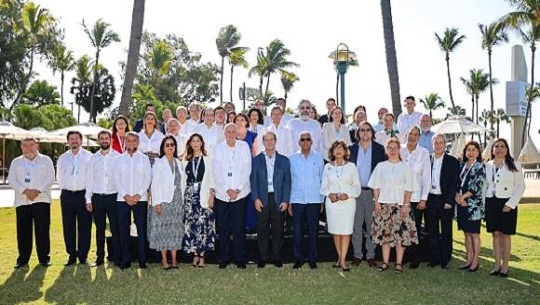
[138,130,164,154]
[287,118,324,154]
[397,111,423,137]
[322,123,352,160]
[115,151,152,201]
[401,144,431,202]
[290,150,324,204]
[212,140,252,202]
[85,149,121,203]
[193,123,225,153]
[8,153,55,207]
[265,124,294,157]
[57,148,92,191]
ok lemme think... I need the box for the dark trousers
[60,190,92,262]
[408,201,427,263]
[292,203,320,263]
[215,196,247,263]
[118,201,148,264]
[92,193,120,262]
[16,202,50,264]
[256,193,285,262]
[426,194,453,264]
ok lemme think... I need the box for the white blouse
[138,129,165,154]
[368,161,417,205]
[320,162,361,202]
[322,123,352,160]
[485,161,525,209]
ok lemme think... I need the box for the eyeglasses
[300,138,312,142]
[164,143,176,147]
[300,106,311,110]
[360,128,371,132]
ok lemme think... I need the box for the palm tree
[261,39,299,102]
[419,93,445,119]
[148,40,173,87]
[119,0,145,117]
[11,2,54,112]
[501,0,540,147]
[70,55,92,122]
[525,84,540,135]
[248,48,268,99]
[82,18,120,122]
[460,69,492,124]
[280,71,300,101]
[48,43,75,107]
[216,25,241,103]
[447,105,466,117]
[380,0,402,117]
[228,47,249,103]
[435,27,466,111]
[479,22,508,132]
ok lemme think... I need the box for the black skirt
[485,197,518,235]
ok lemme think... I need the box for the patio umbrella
[50,122,109,147]
[432,116,489,134]
[449,134,466,159]
[518,135,540,166]
[0,121,33,183]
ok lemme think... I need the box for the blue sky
[33,0,539,150]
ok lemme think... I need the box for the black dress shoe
[499,271,509,278]
[91,260,104,267]
[441,263,450,269]
[14,262,28,269]
[273,260,283,268]
[257,261,267,268]
[489,270,500,276]
[64,258,77,267]
[467,264,479,272]
[293,261,304,269]
[308,262,318,269]
[119,263,131,270]
[236,262,246,269]
[351,257,362,266]
[409,261,420,269]
[427,261,440,268]
[458,264,471,270]
[218,261,229,269]
[79,260,88,265]
[367,259,377,268]
[341,267,351,272]
[139,262,147,269]
[41,261,51,267]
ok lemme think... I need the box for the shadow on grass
[0,265,47,304]
[44,265,93,304]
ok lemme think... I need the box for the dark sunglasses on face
[300,138,311,142]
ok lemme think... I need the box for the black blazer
[436,153,460,206]
[348,140,387,173]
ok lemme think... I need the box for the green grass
[0,202,539,305]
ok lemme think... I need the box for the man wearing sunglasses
[348,121,387,268]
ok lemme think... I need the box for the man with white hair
[419,114,435,155]
[185,101,202,135]
[287,99,323,154]
[161,109,172,134]
[193,107,225,152]
[264,105,294,157]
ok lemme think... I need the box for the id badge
[193,182,200,192]
[227,172,232,177]
[24,173,31,184]
[431,185,436,190]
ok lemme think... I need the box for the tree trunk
[230,65,234,103]
[522,45,535,148]
[284,90,288,100]
[380,0,402,117]
[10,48,35,112]
[471,94,475,121]
[475,94,479,124]
[488,50,494,131]
[60,71,65,107]
[446,55,457,111]
[265,74,271,103]
[258,76,263,99]
[119,0,146,118]
[89,50,100,123]
[220,55,225,104]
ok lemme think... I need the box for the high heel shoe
[192,254,200,267]
[198,255,206,268]
[489,270,500,276]
[458,264,471,270]
[467,264,479,272]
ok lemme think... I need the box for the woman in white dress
[138,111,165,165]
[322,107,352,160]
[368,137,418,274]
[320,140,361,271]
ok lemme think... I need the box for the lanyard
[460,161,477,189]
[116,133,125,153]
[335,163,345,192]
[192,157,201,180]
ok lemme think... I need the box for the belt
[361,187,371,190]
[62,189,85,194]
[93,192,117,196]
[429,193,443,197]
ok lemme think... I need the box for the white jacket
[182,155,215,208]
[485,161,525,209]
[151,157,186,206]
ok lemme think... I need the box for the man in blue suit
[251,131,291,268]
[348,121,387,267]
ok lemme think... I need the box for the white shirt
[430,154,444,195]
[397,111,422,137]
[280,113,294,126]
[8,153,55,207]
[85,149,121,203]
[264,152,277,193]
[138,130,164,154]
[320,162,361,202]
[115,151,152,201]
[193,123,225,153]
[57,148,92,191]
[322,123,352,160]
[374,129,405,146]
[287,118,324,154]
[401,144,431,202]
[368,161,417,205]
[265,124,294,157]
[212,140,252,202]
[170,133,187,157]
[485,161,526,209]
[185,118,200,135]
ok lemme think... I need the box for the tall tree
[260,39,299,102]
[47,43,75,106]
[380,0,402,117]
[11,2,56,112]
[71,67,115,123]
[119,0,145,117]
[479,22,508,132]
[22,79,60,107]
[500,0,540,147]
[280,71,300,101]
[248,48,268,100]
[69,55,92,122]
[148,39,173,86]
[82,18,120,122]
[216,25,243,104]
[460,68,492,124]
[228,47,249,103]
[494,108,510,138]
[435,27,466,111]
[419,93,445,119]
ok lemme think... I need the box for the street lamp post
[328,43,356,114]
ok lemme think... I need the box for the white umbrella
[0,121,33,183]
[433,116,489,134]
[450,134,466,159]
[50,122,109,138]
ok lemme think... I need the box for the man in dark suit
[250,130,291,268]
[426,133,459,269]
[348,121,387,267]
[317,97,336,125]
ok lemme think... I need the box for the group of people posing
[9,96,525,277]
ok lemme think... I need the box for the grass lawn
[0,202,539,305]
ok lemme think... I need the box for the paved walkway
[1,179,540,208]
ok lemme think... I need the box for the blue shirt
[290,150,324,204]
[356,142,372,187]
[419,130,434,155]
